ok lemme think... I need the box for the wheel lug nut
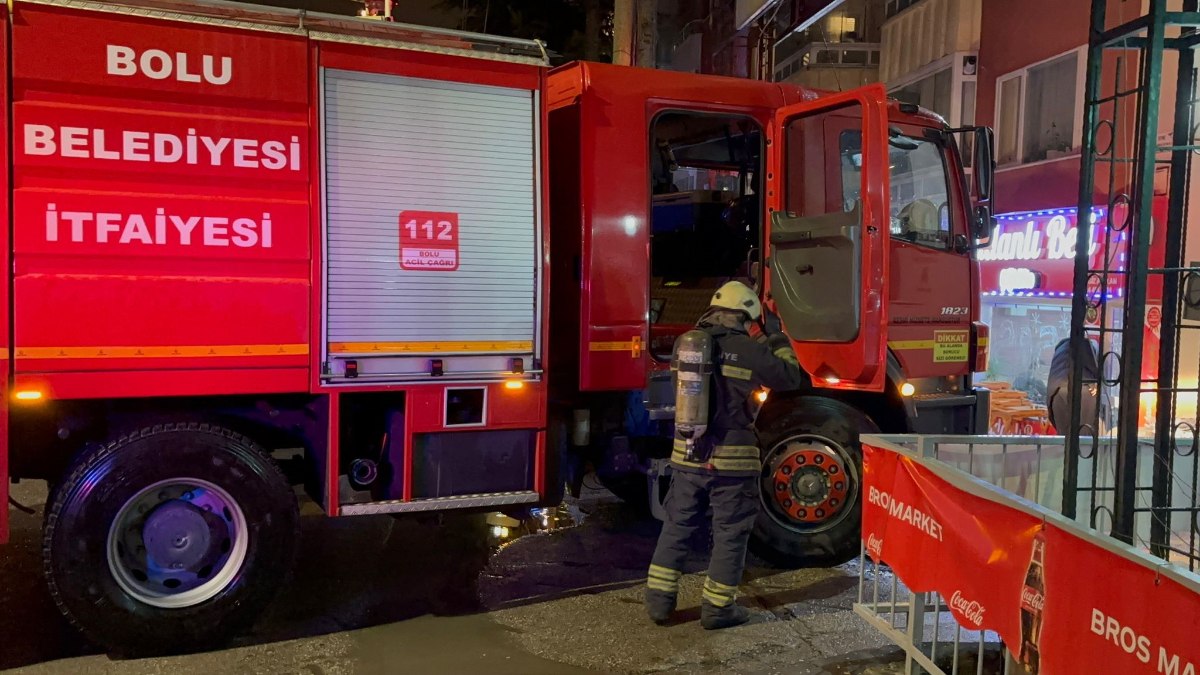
[783,499,793,507]
[814,455,824,464]
[835,482,845,491]
[183,491,195,501]
[781,466,792,475]
[828,465,839,475]
[777,483,787,492]
[816,509,826,518]
[830,498,839,506]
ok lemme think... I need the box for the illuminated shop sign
[979,208,1128,298]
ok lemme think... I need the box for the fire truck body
[2,0,552,650]
[0,0,996,653]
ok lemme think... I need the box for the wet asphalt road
[1,480,908,674]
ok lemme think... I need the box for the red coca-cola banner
[862,440,1200,675]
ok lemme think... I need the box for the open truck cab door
[764,84,892,392]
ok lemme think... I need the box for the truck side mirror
[973,205,995,245]
[973,127,994,202]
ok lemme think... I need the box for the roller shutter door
[322,68,539,381]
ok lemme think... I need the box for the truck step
[912,393,977,409]
[338,490,540,516]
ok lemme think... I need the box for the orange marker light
[14,390,44,402]
[504,380,525,390]
[900,382,916,397]
[755,389,769,403]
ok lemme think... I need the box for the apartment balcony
[881,0,980,82]
[774,42,881,90]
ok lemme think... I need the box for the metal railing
[854,433,1200,674]
[854,435,1037,675]
[855,565,1011,675]
[881,433,1198,569]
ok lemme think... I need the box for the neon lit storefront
[977,206,1128,407]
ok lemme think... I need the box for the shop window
[995,49,1083,165]
[840,130,952,249]
[982,302,1074,404]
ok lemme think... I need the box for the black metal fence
[1065,0,1200,572]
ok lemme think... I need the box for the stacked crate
[979,382,1053,435]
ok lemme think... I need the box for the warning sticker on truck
[399,210,459,271]
[933,330,969,363]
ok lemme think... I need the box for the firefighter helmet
[710,281,762,321]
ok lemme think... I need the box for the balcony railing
[773,42,881,81]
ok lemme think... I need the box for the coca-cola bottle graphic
[1018,532,1047,674]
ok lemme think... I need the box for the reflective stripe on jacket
[670,438,761,474]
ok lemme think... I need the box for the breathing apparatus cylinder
[672,329,714,463]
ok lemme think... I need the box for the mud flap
[0,398,6,545]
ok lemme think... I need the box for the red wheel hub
[769,444,850,524]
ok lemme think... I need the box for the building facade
[973,0,1191,429]
[772,0,881,89]
[880,0,980,128]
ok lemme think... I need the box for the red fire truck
[0,0,994,653]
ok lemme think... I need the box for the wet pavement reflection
[1,480,912,674]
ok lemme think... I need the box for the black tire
[596,472,652,513]
[43,423,299,655]
[750,397,875,568]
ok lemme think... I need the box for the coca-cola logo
[950,590,986,627]
[1021,586,1045,612]
[866,532,883,559]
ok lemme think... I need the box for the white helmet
[710,281,762,321]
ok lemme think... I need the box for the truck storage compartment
[412,429,535,498]
[321,68,541,384]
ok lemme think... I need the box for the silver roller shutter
[321,68,540,381]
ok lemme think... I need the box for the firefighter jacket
[671,311,808,477]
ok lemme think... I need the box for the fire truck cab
[546,62,995,566]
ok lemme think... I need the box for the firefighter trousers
[648,470,761,607]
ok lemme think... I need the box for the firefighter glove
[763,306,784,337]
[767,332,791,353]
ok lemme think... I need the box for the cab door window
[840,130,952,249]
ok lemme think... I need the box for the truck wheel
[596,473,652,513]
[43,423,299,655]
[750,397,874,568]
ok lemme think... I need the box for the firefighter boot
[645,563,682,624]
[700,599,751,630]
[644,588,677,625]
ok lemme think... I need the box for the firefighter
[645,281,808,630]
